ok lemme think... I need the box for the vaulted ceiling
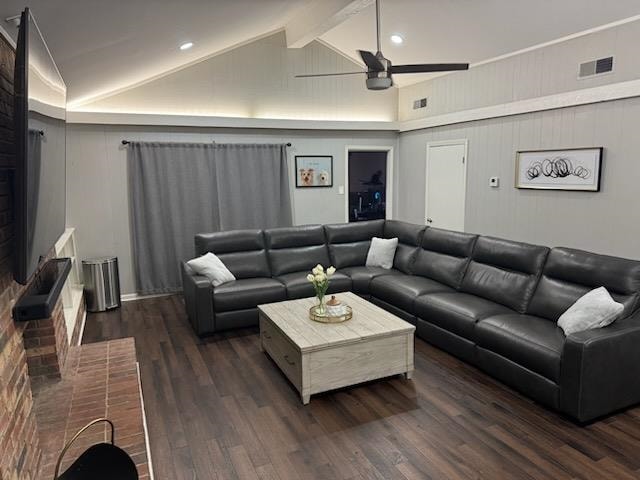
[0,0,316,105]
[1,0,639,108]
[320,0,640,86]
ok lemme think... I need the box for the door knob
[426,218,433,223]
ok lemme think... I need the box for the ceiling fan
[296,0,469,90]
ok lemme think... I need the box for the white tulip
[327,266,336,276]
[306,274,315,282]
[314,273,325,282]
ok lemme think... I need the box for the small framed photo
[295,155,333,188]
[515,147,603,191]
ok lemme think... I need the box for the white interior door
[425,140,467,231]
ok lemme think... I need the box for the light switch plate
[489,177,500,188]
[338,185,345,195]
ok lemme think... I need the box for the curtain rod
[121,140,292,146]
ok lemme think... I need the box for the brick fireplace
[0,32,42,479]
[1,25,150,480]
[0,273,43,479]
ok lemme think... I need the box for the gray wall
[66,124,398,294]
[397,96,640,260]
[67,20,640,296]
[399,19,640,121]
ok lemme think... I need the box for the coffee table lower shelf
[259,313,414,404]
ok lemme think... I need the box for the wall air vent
[412,97,427,110]
[579,56,614,79]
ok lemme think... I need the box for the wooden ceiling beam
[285,0,374,49]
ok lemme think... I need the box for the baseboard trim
[76,311,87,346]
[136,361,155,480]
[121,292,178,302]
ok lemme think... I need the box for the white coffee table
[258,292,415,404]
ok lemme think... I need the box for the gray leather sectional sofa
[182,220,640,422]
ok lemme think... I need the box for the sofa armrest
[181,261,215,336]
[560,312,640,422]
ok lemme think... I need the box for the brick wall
[24,300,69,385]
[0,32,42,480]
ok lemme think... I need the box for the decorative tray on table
[308,296,353,323]
[308,305,353,323]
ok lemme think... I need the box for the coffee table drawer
[260,315,302,390]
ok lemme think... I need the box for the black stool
[54,418,138,480]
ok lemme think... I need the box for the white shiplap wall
[398,97,640,260]
[75,31,397,122]
[399,19,640,121]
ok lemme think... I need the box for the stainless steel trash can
[82,257,121,312]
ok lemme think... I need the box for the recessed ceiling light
[390,34,403,45]
[180,42,194,51]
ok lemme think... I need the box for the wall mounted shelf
[12,258,72,322]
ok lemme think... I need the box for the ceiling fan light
[390,34,403,45]
[366,77,393,90]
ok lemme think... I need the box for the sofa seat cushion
[340,266,402,294]
[277,271,352,299]
[370,274,454,314]
[476,314,565,382]
[415,292,513,340]
[213,278,286,313]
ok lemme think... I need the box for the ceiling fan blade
[295,71,366,78]
[358,50,385,72]
[390,63,470,74]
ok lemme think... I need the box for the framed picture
[295,155,333,188]
[515,147,603,191]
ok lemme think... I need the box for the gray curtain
[128,142,292,294]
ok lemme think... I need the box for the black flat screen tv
[13,8,67,284]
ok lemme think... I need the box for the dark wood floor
[83,295,640,480]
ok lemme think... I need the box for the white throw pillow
[557,287,624,336]
[366,237,398,270]
[186,252,235,287]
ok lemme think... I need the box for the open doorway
[345,147,393,223]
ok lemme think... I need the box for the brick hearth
[34,338,151,479]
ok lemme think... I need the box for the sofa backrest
[194,229,270,279]
[461,236,549,313]
[413,227,478,288]
[528,247,640,321]
[265,225,331,276]
[383,220,425,274]
[324,220,384,269]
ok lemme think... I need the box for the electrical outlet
[412,97,428,110]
